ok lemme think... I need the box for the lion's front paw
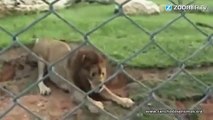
[119,98,134,108]
[88,101,104,113]
[94,101,104,110]
[38,83,51,96]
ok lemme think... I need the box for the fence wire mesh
[0,0,213,120]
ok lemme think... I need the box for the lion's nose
[100,74,104,79]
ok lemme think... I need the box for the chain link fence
[0,0,213,120]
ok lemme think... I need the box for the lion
[32,38,134,113]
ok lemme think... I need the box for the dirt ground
[0,44,212,120]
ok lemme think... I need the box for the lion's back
[33,38,72,63]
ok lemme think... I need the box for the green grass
[129,71,212,120]
[154,73,212,99]
[0,1,212,68]
[131,71,213,101]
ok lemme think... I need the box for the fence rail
[0,0,212,120]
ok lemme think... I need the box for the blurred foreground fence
[0,0,213,120]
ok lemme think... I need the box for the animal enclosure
[0,0,213,120]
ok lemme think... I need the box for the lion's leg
[73,90,104,113]
[37,60,51,95]
[100,86,134,108]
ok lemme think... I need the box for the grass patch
[141,71,212,100]
[130,71,212,120]
[0,1,212,68]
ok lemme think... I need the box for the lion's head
[69,47,107,94]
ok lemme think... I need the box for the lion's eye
[91,72,96,77]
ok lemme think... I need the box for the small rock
[37,102,45,107]
[114,0,161,15]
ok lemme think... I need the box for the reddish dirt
[0,84,77,120]
[0,46,134,120]
[0,62,16,82]
[199,97,213,120]
[201,104,213,120]
[0,73,132,120]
